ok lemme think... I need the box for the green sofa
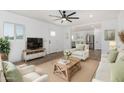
[94,49,124,82]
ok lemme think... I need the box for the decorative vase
[119,31,124,43]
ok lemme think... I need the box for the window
[16,24,25,39]
[4,23,14,40]
[4,22,25,40]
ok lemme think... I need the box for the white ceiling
[8,10,120,26]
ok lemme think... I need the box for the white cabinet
[23,48,46,62]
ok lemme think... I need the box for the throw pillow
[115,51,124,63]
[111,62,124,82]
[76,44,85,50]
[108,49,118,63]
[2,61,23,82]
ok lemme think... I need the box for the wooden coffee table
[53,57,81,81]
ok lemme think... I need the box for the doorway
[48,31,57,54]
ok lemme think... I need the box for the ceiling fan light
[62,18,66,21]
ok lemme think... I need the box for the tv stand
[23,48,46,62]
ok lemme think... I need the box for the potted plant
[0,38,10,61]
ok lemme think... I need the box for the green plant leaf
[0,38,10,55]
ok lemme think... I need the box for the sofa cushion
[76,44,85,50]
[18,65,35,75]
[108,49,118,63]
[2,61,23,82]
[23,72,41,82]
[111,62,124,82]
[115,51,124,63]
[72,51,84,56]
[95,61,111,82]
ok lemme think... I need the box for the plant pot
[0,53,8,61]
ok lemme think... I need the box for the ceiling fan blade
[67,12,76,17]
[49,15,61,18]
[59,10,63,17]
[54,18,62,21]
[68,17,79,19]
[66,19,72,22]
[61,20,63,23]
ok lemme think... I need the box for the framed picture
[104,29,115,41]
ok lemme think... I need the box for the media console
[23,48,46,62]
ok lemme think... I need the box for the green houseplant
[0,38,10,61]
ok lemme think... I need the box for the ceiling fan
[49,10,79,23]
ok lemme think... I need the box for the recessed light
[89,14,93,18]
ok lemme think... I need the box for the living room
[0,10,124,82]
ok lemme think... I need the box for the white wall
[94,28,102,50]
[117,11,124,49]
[101,19,118,54]
[101,11,124,53]
[63,27,72,50]
[100,11,124,54]
[0,11,66,62]
[48,27,65,53]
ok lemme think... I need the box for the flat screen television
[27,37,43,50]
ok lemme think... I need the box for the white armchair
[17,65,48,82]
[67,44,89,60]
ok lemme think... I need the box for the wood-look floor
[16,50,101,82]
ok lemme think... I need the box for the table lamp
[109,41,116,49]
